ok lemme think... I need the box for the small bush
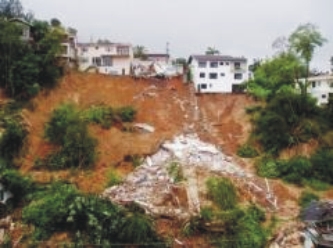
[206,177,237,210]
[299,191,319,208]
[245,105,262,114]
[106,168,122,187]
[237,144,259,158]
[256,156,282,178]
[281,156,312,185]
[83,105,114,129]
[304,179,330,191]
[43,103,97,169]
[200,207,214,222]
[117,106,137,122]
[0,118,27,161]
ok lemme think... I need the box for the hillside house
[8,18,32,42]
[58,31,77,68]
[77,42,133,75]
[298,75,333,105]
[188,55,248,93]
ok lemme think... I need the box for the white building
[188,55,248,93]
[58,31,77,68]
[298,75,333,105]
[77,42,133,75]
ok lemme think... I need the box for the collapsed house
[131,60,180,79]
[102,134,277,220]
[302,200,333,247]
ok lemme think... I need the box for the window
[200,84,207,89]
[82,47,88,52]
[199,62,207,68]
[330,82,333,88]
[209,73,218,79]
[92,57,102,67]
[312,81,316,88]
[95,46,99,50]
[117,47,129,55]
[322,94,327,99]
[220,62,224,66]
[317,81,321,87]
[210,62,218,68]
[234,73,243,80]
[102,56,113,66]
[199,72,205,78]
[105,47,111,52]
[226,62,229,66]
[234,62,241,69]
[220,73,225,77]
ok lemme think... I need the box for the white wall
[190,59,248,93]
[298,76,333,105]
[77,44,133,75]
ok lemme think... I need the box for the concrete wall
[190,59,248,93]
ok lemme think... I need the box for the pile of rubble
[269,222,307,248]
[103,134,254,219]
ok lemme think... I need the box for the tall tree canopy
[0,0,23,19]
[289,23,327,81]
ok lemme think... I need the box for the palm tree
[289,23,327,94]
[205,47,220,55]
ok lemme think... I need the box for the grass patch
[106,168,122,187]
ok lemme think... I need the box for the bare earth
[15,72,305,245]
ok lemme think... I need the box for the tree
[247,52,305,100]
[205,46,220,55]
[289,23,327,94]
[50,18,61,27]
[133,45,147,59]
[0,0,24,19]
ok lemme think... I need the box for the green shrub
[217,207,267,248]
[83,105,114,129]
[299,191,319,208]
[23,182,162,245]
[43,103,97,169]
[106,168,122,187]
[0,118,27,161]
[44,103,78,145]
[206,177,237,210]
[119,213,159,245]
[237,144,259,158]
[304,179,330,191]
[256,156,282,178]
[310,149,333,184]
[281,156,312,185]
[117,106,137,122]
[200,207,214,222]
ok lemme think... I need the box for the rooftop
[189,54,247,63]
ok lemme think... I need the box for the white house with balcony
[58,31,77,68]
[297,75,333,105]
[77,42,133,75]
[188,55,248,93]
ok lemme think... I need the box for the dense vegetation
[243,23,333,191]
[22,182,162,246]
[0,0,66,99]
[185,177,268,248]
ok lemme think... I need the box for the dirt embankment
[18,72,301,220]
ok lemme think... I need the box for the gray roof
[301,201,333,222]
[189,54,247,63]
